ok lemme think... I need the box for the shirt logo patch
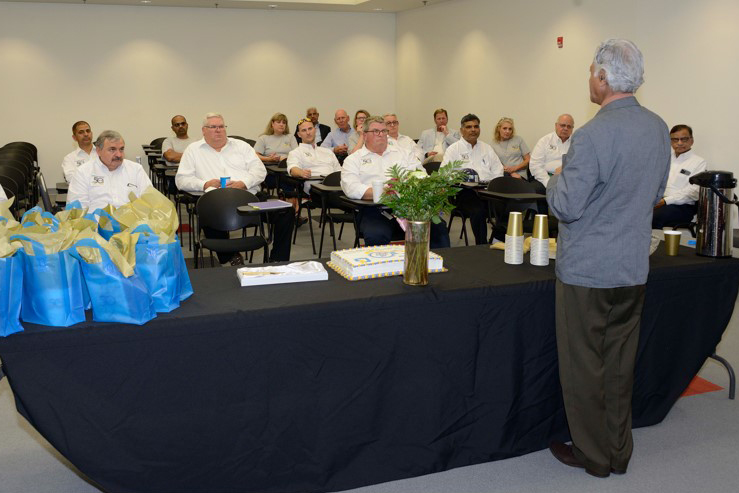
[461,153,470,160]
[548,144,557,150]
[680,169,691,176]
[76,159,86,166]
[92,176,104,186]
[304,151,312,157]
[361,158,372,165]
[127,183,138,188]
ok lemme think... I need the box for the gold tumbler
[532,214,549,240]
[664,231,681,256]
[506,211,523,237]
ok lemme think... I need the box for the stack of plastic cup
[504,211,524,265]
[530,214,549,266]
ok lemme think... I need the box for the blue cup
[220,177,230,188]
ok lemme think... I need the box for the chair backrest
[149,137,166,151]
[37,171,54,213]
[195,188,262,232]
[0,175,19,202]
[2,142,37,165]
[486,175,537,194]
[0,167,26,197]
[423,161,441,175]
[486,176,539,218]
[322,171,341,186]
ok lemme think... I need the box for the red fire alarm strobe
[557,36,563,48]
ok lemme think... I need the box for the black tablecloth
[0,246,737,493]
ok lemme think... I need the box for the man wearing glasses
[341,115,451,248]
[529,114,575,192]
[651,124,707,229]
[162,115,195,167]
[384,113,424,163]
[176,113,294,264]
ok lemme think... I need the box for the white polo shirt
[175,138,267,195]
[441,138,504,182]
[61,146,98,183]
[664,149,707,205]
[341,146,422,200]
[529,131,571,187]
[66,156,152,210]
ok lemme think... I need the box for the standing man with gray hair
[547,39,670,478]
[67,130,153,210]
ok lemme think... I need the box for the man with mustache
[66,130,153,210]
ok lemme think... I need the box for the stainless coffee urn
[689,171,737,258]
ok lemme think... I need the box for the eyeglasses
[670,137,692,143]
[366,129,389,136]
[204,125,227,130]
[172,122,188,127]
[385,121,399,126]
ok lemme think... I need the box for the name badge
[91,176,104,186]
[680,169,691,176]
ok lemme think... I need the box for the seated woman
[254,112,298,163]
[255,113,300,217]
[491,117,530,179]
[347,109,370,154]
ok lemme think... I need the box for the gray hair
[202,112,224,126]
[592,38,644,94]
[94,130,123,149]
[362,115,386,132]
[382,113,397,120]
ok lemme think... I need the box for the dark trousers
[454,189,489,245]
[202,192,295,264]
[555,280,646,476]
[652,203,696,229]
[358,208,451,249]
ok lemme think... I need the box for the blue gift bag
[11,235,87,327]
[70,238,156,325]
[0,255,24,337]
[130,225,193,313]
[96,209,124,241]
[21,206,60,231]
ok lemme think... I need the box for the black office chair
[228,135,257,147]
[37,171,57,214]
[485,176,548,242]
[317,172,356,257]
[194,188,269,268]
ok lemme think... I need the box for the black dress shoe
[549,442,610,478]
[610,467,627,475]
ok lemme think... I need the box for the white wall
[397,0,739,179]
[0,2,396,184]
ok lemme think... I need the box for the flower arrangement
[380,161,467,222]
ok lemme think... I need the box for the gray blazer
[417,128,460,156]
[547,96,670,288]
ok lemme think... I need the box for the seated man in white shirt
[652,124,707,229]
[162,115,196,167]
[67,130,153,210]
[529,114,575,193]
[287,118,341,192]
[417,108,460,159]
[294,107,331,145]
[61,121,98,183]
[341,115,451,248]
[442,114,505,244]
[384,113,424,163]
[176,112,294,264]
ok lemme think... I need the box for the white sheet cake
[328,245,444,281]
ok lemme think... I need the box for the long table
[0,246,737,493]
